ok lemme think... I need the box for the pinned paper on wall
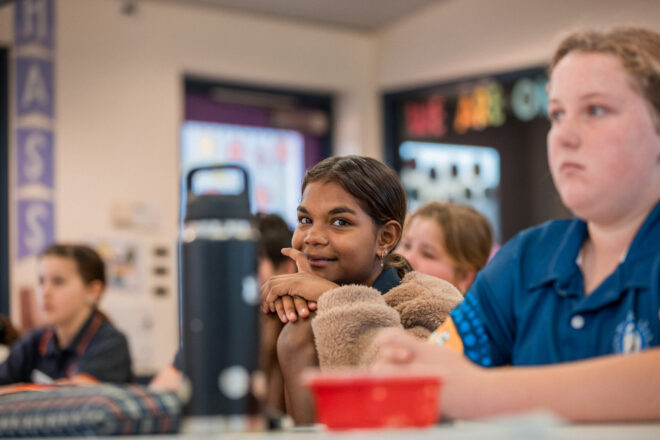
[95,240,142,292]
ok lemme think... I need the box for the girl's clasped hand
[260,247,338,323]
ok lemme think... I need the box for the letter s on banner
[18,200,54,259]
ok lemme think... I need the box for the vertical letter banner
[14,0,56,259]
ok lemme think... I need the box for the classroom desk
[104,416,660,440]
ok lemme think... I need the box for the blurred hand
[373,327,468,371]
[373,328,485,419]
[149,365,182,392]
[261,248,337,323]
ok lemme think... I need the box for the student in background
[0,244,132,385]
[374,26,660,422]
[254,213,296,415]
[397,202,493,294]
[261,155,463,424]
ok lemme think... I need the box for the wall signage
[14,0,56,259]
[402,75,548,139]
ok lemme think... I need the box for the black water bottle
[180,164,260,431]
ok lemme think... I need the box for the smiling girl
[260,155,463,423]
[0,244,132,385]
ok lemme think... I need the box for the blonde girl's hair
[550,27,660,128]
[407,202,493,273]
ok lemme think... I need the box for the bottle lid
[184,164,251,221]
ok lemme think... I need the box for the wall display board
[384,67,569,243]
[181,121,305,228]
[183,77,333,229]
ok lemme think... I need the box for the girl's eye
[332,218,349,227]
[52,277,65,286]
[298,216,311,225]
[548,109,564,122]
[587,105,606,116]
[422,252,437,260]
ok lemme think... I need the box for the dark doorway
[1,46,9,315]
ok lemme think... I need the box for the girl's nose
[39,284,51,301]
[304,224,328,246]
[552,115,580,150]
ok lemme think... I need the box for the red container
[306,372,443,430]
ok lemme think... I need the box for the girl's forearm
[451,349,660,422]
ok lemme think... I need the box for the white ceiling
[149,0,442,31]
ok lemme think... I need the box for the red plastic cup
[305,371,443,430]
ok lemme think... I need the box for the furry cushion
[312,271,463,368]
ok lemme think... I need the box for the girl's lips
[308,257,337,268]
[559,161,585,173]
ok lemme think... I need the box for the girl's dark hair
[255,213,293,270]
[302,155,411,277]
[0,314,20,346]
[40,244,106,287]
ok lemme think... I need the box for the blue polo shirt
[449,201,660,367]
[0,310,133,384]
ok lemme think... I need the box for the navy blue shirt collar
[42,310,103,357]
[530,200,660,293]
[372,266,401,295]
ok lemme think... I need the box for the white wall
[376,0,660,89]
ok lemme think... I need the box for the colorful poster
[95,240,141,291]
[180,121,305,228]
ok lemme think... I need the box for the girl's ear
[378,220,402,253]
[85,280,104,306]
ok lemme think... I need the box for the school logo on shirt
[613,311,652,354]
